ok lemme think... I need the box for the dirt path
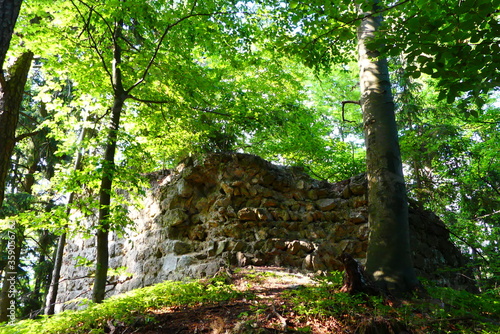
[128,266,320,334]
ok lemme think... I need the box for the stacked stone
[55,153,472,312]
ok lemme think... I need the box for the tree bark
[92,94,125,303]
[0,225,23,323]
[44,122,90,315]
[357,0,419,295]
[0,0,23,70]
[0,51,33,208]
[92,19,126,304]
[339,253,379,295]
[0,0,24,208]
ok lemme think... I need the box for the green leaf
[410,71,421,79]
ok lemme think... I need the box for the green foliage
[284,271,361,318]
[424,284,500,333]
[379,0,500,104]
[286,272,500,333]
[1,277,241,333]
[1,0,499,321]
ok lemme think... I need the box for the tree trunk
[0,52,32,322]
[92,94,125,303]
[357,0,419,295]
[0,51,33,208]
[44,231,66,315]
[0,0,25,208]
[0,224,24,323]
[45,125,89,315]
[92,19,126,303]
[0,0,23,70]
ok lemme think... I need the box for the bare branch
[475,210,500,221]
[76,0,115,38]
[190,0,198,15]
[480,176,500,197]
[341,100,360,123]
[70,0,114,88]
[127,94,174,104]
[15,130,43,142]
[119,34,140,52]
[126,10,242,94]
[192,106,234,118]
[19,111,40,123]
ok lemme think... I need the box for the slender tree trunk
[29,230,52,318]
[357,0,419,295]
[45,124,89,315]
[44,231,66,315]
[92,20,126,304]
[0,225,24,323]
[92,94,125,303]
[0,51,33,207]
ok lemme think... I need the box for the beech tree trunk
[0,52,32,323]
[357,0,419,295]
[92,94,125,303]
[92,20,126,303]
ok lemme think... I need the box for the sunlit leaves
[378,0,500,106]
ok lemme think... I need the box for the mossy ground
[1,266,498,333]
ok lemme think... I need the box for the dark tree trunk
[92,93,125,303]
[0,225,24,323]
[339,253,379,296]
[44,232,67,315]
[92,19,126,304]
[0,51,33,207]
[357,0,419,296]
[45,125,89,315]
[0,53,32,322]
[0,0,24,208]
[0,0,23,70]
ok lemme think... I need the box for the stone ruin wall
[56,153,471,312]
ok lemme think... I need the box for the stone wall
[56,153,472,312]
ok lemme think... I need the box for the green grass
[2,271,499,334]
[0,276,240,334]
[284,273,500,333]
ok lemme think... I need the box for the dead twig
[341,100,360,123]
[270,304,289,331]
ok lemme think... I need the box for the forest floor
[4,266,498,334]
[107,266,491,334]
[134,267,328,334]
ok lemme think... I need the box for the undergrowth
[284,272,500,333]
[0,275,239,334]
[1,270,499,333]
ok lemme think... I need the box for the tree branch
[15,130,43,142]
[475,210,500,221]
[341,100,360,123]
[480,176,500,197]
[119,34,140,52]
[126,94,174,104]
[126,10,242,94]
[70,0,114,89]
[309,0,414,45]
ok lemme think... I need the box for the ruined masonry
[56,153,471,312]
